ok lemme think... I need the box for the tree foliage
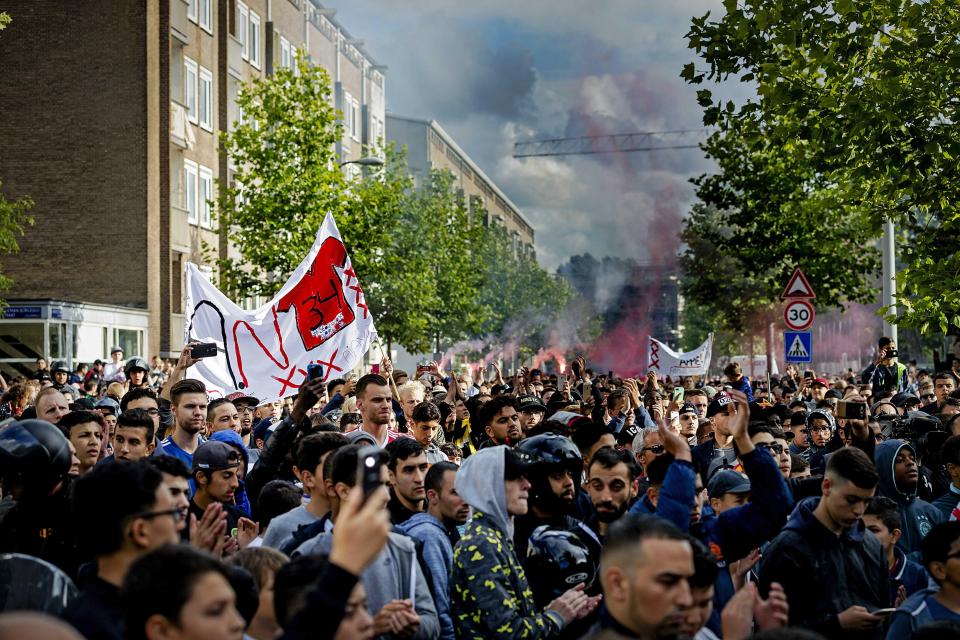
[682,0,960,334]
[0,180,35,298]
[214,54,567,354]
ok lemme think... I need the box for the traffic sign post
[781,267,816,300]
[783,299,815,331]
[784,331,813,363]
[780,268,816,370]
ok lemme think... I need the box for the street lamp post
[882,219,897,343]
[339,156,385,168]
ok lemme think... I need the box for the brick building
[0,0,384,377]
[387,115,535,257]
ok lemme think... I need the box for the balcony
[171,0,190,45]
[228,35,244,79]
[170,101,196,149]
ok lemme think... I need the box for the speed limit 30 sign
[784,299,815,331]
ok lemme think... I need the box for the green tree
[683,0,960,333]
[0,180,34,298]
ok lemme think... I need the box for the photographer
[862,337,909,394]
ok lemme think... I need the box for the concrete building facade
[387,115,535,257]
[0,0,383,377]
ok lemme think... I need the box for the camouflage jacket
[450,511,565,639]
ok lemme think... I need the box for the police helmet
[525,526,598,607]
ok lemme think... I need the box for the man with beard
[514,434,602,563]
[518,394,548,437]
[226,392,259,447]
[396,461,470,640]
[581,515,695,640]
[160,379,208,468]
[479,394,523,447]
[585,446,639,539]
[356,374,404,447]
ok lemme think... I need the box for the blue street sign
[784,331,813,363]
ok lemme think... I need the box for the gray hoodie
[294,530,440,640]
[455,445,513,538]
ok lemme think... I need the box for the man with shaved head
[582,514,695,639]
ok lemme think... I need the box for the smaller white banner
[648,334,713,377]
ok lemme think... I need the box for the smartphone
[370,363,381,374]
[306,363,323,381]
[837,400,867,420]
[191,343,218,359]
[871,608,897,616]
[356,446,385,503]
[887,349,899,358]
[803,370,813,379]
[673,387,684,403]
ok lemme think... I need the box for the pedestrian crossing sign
[784,331,813,363]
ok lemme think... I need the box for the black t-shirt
[62,576,123,640]
[387,489,420,525]
[188,499,243,536]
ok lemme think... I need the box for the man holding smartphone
[862,337,909,394]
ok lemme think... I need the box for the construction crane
[512,129,707,158]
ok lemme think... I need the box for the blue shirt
[160,436,201,467]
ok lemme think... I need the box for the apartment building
[0,0,384,377]
[387,115,535,258]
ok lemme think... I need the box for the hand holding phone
[307,363,324,381]
[191,343,218,359]
[357,446,385,504]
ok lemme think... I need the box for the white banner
[648,334,713,378]
[183,212,377,403]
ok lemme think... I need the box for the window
[199,0,212,33]
[249,11,261,69]
[184,159,199,224]
[199,166,213,228]
[187,0,198,23]
[184,57,198,124]
[352,98,361,141]
[344,92,359,142]
[198,66,213,131]
[280,36,291,69]
[238,1,249,61]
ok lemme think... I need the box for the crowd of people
[1,335,960,639]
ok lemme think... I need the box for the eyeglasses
[133,508,183,522]
[756,442,785,454]
[641,444,665,454]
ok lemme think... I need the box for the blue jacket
[606,405,656,433]
[696,447,792,635]
[931,484,960,519]
[889,546,932,605]
[627,459,696,531]
[885,588,960,639]
[209,430,252,517]
[396,513,456,640]
[759,497,890,639]
[729,375,754,402]
[874,440,944,556]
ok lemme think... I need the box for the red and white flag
[183,213,378,402]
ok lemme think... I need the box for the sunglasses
[756,442,785,455]
[641,444,665,454]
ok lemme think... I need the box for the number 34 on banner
[783,299,815,331]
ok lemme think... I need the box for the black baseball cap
[707,393,734,418]
[517,394,547,414]
[192,441,242,474]
[679,402,699,416]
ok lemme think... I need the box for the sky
[329,0,747,270]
